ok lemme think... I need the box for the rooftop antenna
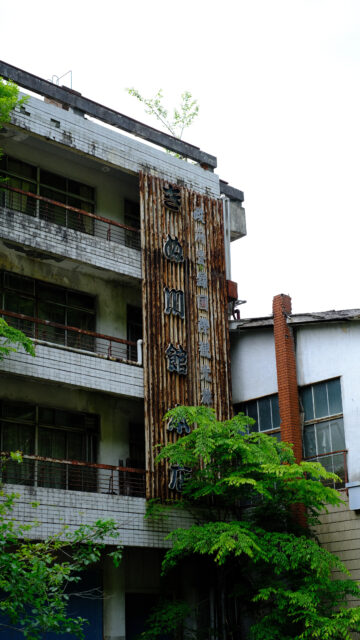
[48,70,72,89]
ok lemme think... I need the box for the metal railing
[0,184,141,249]
[0,308,140,363]
[304,449,348,489]
[1,453,146,497]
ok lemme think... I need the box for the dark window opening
[124,199,140,249]
[127,305,142,361]
[0,155,95,235]
[0,270,96,351]
[0,400,98,491]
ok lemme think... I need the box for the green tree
[126,88,199,156]
[142,406,360,640]
[0,318,35,360]
[0,76,27,125]
[0,456,122,639]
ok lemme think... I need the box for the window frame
[234,393,281,439]
[0,270,96,350]
[300,378,346,487]
[0,400,99,490]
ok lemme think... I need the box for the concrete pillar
[103,556,126,640]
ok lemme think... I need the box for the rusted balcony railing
[0,308,140,363]
[1,453,146,497]
[0,184,141,249]
[304,449,348,489]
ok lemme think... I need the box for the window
[0,270,95,351]
[235,394,281,440]
[127,305,142,361]
[301,378,346,486]
[0,155,95,234]
[0,401,98,491]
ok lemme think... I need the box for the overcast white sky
[1,0,360,317]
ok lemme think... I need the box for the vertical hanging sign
[140,173,232,500]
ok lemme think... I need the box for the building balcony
[0,185,141,280]
[0,309,144,398]
[2,453,146,497]
[1,455,195,548]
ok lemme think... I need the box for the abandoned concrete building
[0,62,246,638]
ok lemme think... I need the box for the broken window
[301,378,345,487]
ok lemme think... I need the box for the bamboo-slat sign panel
[140,173,232,500]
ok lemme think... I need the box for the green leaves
[0,481,122,638]
[0,318,35,360]
[126,88,199,155]
[0,77,28,124]
[144,406,359,640]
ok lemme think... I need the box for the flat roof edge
[0,60,217,169]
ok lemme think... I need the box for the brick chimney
[272,294,302,463]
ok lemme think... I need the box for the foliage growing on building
[126,88,199,141]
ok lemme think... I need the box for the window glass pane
[40,170,66,192]
[37,301,65,344]
[316,422,331,454]
[2,423,35,453]
[38,284,66,305]
[330,418,345,451]
[258,397,271,431]
[301,387,314,421]
[67,291,95,312]
[54,410,82,429]
[319,453,333,474]
[2,402,35,422]
[314,383,328,418]
[4,292,34,316]
[39,407,55,425]
[7,157,37,181]
[39,428,66,459]
[271,396,280,429]
[4,272,34,295]
[247,401,258,432]
[68,180,94,201]
[39,187,66,226]
[67,432,85,461]
[332,452,346,484]
[270,431,281,442]
[328,379,343,415]
[304,425,316,458]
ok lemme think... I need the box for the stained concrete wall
[230,328,278,404]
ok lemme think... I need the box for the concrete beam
[0,60,217,168]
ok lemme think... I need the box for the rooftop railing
[0,184,141,250]
[304,449,347,489]
[0,308,140,364]
[1,453,146,497]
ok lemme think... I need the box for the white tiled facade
[0,73,245,639]
[0,343,144,398]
